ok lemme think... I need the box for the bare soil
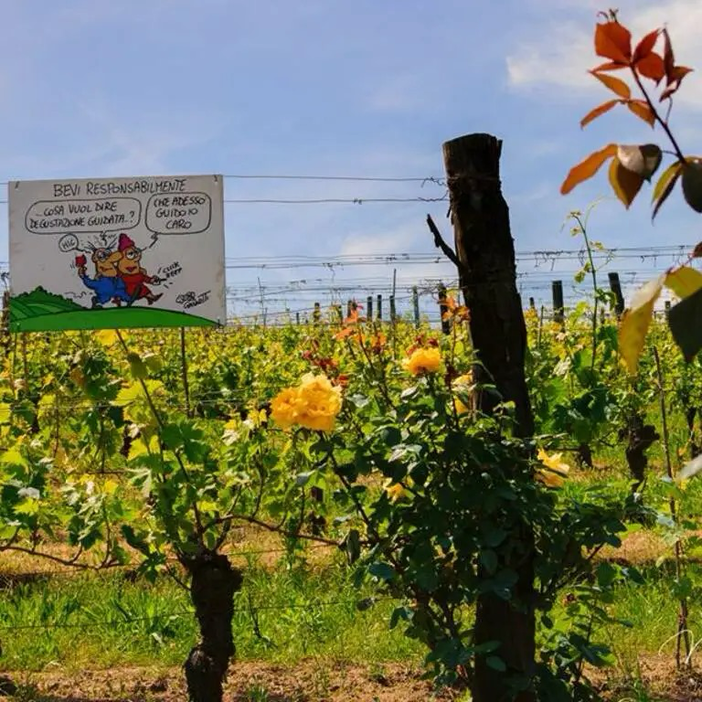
[3,661,460,702]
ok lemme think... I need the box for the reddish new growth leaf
[595,21,632,64]
[560,143,617,194]
[626,100,655,127]
[590,71,630,98]
[660,28,693,100]
[632,29,659,63]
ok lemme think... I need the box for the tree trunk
[443,133,536,702]
[180,550,243,702]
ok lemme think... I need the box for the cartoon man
[116,233,163,305]
[76,245,132,308]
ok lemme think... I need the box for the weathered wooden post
[552,280,564,326]
[608,272,625,318]
[443,133,535,702]
[313,302,321,324]
[376,294,382,321]
[389,295,396,323]
[412,286,420,327]
[366,295,373,321]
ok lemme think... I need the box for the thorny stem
[631,67,686,163]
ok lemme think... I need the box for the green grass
[9,287,216,332]
[0,559,423,672]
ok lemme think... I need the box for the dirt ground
[1,661,462,702]
[5,655,702,701]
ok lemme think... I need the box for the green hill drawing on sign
[9,287,217,332]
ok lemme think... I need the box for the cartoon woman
[116,233,163,305]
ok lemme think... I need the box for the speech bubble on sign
[58,233,80,253]
[25,197,141,235]
[145,192,212,235]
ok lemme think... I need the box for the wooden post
[313,302,321,324]
[347,299,353,318]
[296,312,300,325]
[180,328,191,418]
[376,294,382,321]
[552,280,564,326]
[665,299,671,317]
[366,295,373,321]
[443,133,536,702]
[389,295,396,322]
[438,283,450,334]
[412,286,420,327]
[528,297,535,311]
[608,272,625,317]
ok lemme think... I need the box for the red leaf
[626,100,655,127]
[662,28,676,82]
[633,29,660,62]
[635,52,665,83]
[580,99,621,128]
[661,66,694,101]
[595,21,632,63]
[592,60,627,72]
[560,143,617,195]
[590,71,631,98]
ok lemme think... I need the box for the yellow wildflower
[536,448,571,488]
[402,347,441,375]
[270,373,342,432]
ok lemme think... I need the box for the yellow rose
[536,448,571,488]
[270,387,302,429]
[296,373,343,431]
[385,481,406,503]
[402,347,442,375]
[452,372,474,416]
[270,374,342,432]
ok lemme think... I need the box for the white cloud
[506,0,702,108]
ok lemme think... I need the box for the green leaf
[480,549,498,574]
[127,352,149,379]
[486,656,507,672]
[669,287,702,361]
[368,562,395,582]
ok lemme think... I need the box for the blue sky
[1,0,701,320]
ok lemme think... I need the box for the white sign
[8,174,225,332]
